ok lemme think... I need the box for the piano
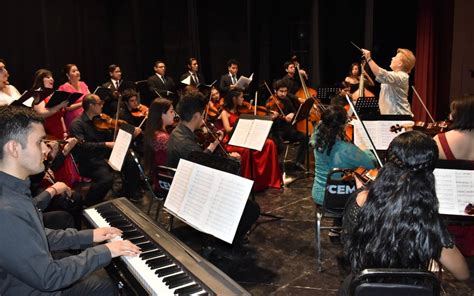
[84,198,250,296]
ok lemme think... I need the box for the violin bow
[263,81,286,117]
[345,94,384,167]
[411,86,436,124]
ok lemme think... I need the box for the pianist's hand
[106,240,142,258]
[93,227,123,243]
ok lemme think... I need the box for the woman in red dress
[32,69,81,187]
[220,89,282,191]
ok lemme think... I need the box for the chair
[348,268,441,296]
[315,168,355,271]
[129,150,176,229]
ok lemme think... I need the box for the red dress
[222,111,282,191]
[42,96,81,187]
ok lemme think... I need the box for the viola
[93,113,128,131]
[413,120,451,137]
[265,95,285,116]
[131,104,149,118]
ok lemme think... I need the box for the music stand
[354,96,379,117]
[316,87,340,105]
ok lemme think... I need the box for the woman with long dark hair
[143,98,175,187]
[340,131,469,295]
[311,105,376,206]
[220,89,282,191]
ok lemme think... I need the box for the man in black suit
[146,60,176,105]
[219,59,239,96]
[179,57,205,87]
[101,64,122,116]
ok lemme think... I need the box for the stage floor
[131,151,474,295]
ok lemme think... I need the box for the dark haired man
[271,80,308,170]
[281,61,309,108]
[101,64,122,116]
[166,92,223,168]
[70,94,142,205]
[146,60,176,105]
[179,57,205,87]
[0,105,141,295]
[219,59,240,95]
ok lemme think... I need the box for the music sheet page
[164,159,254,243]
[353,120,414,150]
[434,168,474,216]
[108,128,132,171]
[228,118,273,151]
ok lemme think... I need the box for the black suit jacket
[219,74,237,95]
[100,80,121,116]
[179,72,205,87]
[146,74,176,105]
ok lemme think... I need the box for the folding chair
[315,168,355,271]
[348,268,441,296]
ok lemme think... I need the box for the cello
[291,56,323,135]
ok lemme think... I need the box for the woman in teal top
[310,105,376,205]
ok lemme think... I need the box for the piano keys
[84,198,250,296]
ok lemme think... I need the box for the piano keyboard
[84,198,249,296]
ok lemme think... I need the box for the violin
[353,167,379,184]
[237,101,271,116]
[131,104,149,118]
[93,113,128,131]
[206,97,224,121]
[413,120,451,137]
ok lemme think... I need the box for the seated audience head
[177,91,206,127]
[449,95,474,131]
[0,105,47,178]
[346,130,442,272]
[108,64,122,81]
[227,59,239,75]
[32,69,54,90]
[314,105,349,155]
[224,88,244,110]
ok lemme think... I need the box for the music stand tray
[355,96,379,117]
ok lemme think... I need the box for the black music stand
[285,99,314,187]
[316,87,340,105]
[354,96,379,117]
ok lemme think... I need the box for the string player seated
[219,89,282,192]
[269,79,309,171]
[166,91,259,253]
[69,94,142,206]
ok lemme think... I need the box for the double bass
[291,56,322,135]
[351,60,375,101]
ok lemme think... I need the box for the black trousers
[62,270,118,296]
[234,199,260,245]
[272,124,309,165]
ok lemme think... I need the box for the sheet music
[235,73,253,89]
[164,159,253,243]
[434,168,474,216]
[228,118,273,151]
[108,128,132,171]
[352,120,414,150]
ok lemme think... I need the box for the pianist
[0,105,141,295]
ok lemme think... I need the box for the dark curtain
[413,0,454,121]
